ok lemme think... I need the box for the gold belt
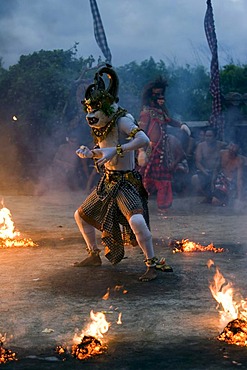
[105,170,138,184]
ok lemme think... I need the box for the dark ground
[1,190,247,369]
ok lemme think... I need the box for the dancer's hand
[138,150,148,167]
[76,145,93,159]
[180,123,191,136]
[93,147,117,166]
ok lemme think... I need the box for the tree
[0,48,92,183]
[220,64,247,95]
[0,50,246,187]
[0,48,87,139]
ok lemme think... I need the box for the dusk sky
[0,0,246,69]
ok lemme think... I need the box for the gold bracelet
[116,144,124,157]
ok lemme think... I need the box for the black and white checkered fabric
[78,169,149,265]
[204,0,224,140]
[89,0,112,63]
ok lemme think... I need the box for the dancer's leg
[73,210,102,267]
[129,214,157,281]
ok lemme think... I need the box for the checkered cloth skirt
[78,169,149,265]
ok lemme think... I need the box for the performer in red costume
[73,65,172,282]
[138,77,191,211]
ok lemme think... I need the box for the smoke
[0,121,24,194]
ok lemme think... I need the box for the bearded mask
[142,76,168,107]
[82,65,119,129]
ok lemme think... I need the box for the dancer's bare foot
[139,267,158,282]
[73,254,102,267]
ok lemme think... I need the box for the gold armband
[116,144,124,157]
[127,127,142,140]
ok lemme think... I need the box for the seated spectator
[185,128,205,175]
[186,128,205,155]
[191,128,227,203]
[212,142,244,206]
[172,136,190,195]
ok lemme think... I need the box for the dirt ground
[1,189,247,370]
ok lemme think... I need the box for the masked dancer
[138,77,190,211]
[73,65,172,282]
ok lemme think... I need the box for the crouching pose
[74,65,172,281]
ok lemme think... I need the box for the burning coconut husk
[169,239,224,253]
[0,202,37,247]
[0,334,18,364]
[208,260,247,347]
[56,310,109,361]
[218,318,247,346]
[72,335,107,359]
[56,335,107,361]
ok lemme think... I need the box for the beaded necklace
[91,108,127,143]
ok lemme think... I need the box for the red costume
[138,78,190,211]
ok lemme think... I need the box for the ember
[209,260,247,346]
[0,334,18,364]
[218,318,247,347]
[56,335,107,361]
[71,335,107,360]
[169,239,224,253]
[0,202,37,247]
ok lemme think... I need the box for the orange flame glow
[0,202,37,247]
[102,288,110,300]
[56,310,111,361]
[209,261,247,327]
[0,333,17,363]
[172,239,224,253]
[117,312,122,325]
[73,310,110,344]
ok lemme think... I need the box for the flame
[209,261,247,346]
[73,310,110,344]
[102,287,110,300]
[0,202,37,247]
[56,308,125,360]
[171,239,224,253]
[117,312,122,325]
[57,310,110,360]
[55,310,110,361]
[207,259,215,269]
[209,266,239,325]
[0,334,17,364]
[102,286,128,300]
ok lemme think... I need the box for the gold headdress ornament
[82,64,119,117]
